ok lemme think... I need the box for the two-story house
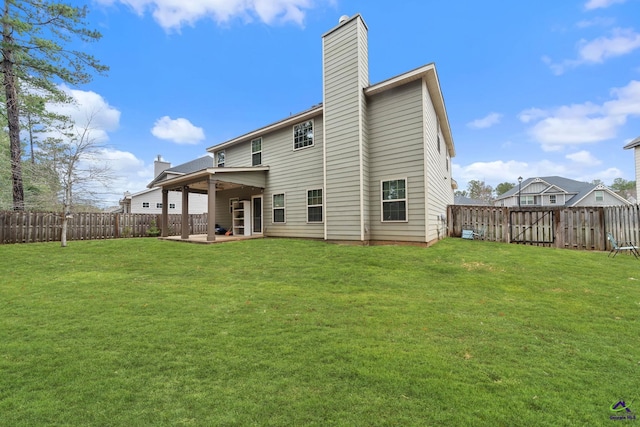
[495,176,630,207]
[154,14,457,244]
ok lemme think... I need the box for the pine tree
[1,0,107,210]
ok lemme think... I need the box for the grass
[0,237,639,426]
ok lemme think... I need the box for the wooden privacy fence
[448,205,640,251]
[0,212,209,244]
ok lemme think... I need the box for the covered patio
[156,166,269,242]
[159,233,264,244]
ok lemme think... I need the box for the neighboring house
[154,14,457,244]
[494,176,631,207]
[623,135,640,201]
[120,156,213,214]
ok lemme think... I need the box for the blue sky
[61,0,640,206]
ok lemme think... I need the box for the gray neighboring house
[120,156,213,214]
[494,176,631,207]
[154,14,457,244]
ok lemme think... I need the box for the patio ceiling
[155,167,269,193]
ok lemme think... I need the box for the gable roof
[147,155,214,188]
[496,176,595,205]
[623,135,640,149]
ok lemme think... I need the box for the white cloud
[584,0,627,10]
[545,28,640,75]
[518,108,548,124]
[566,150,602,166]
[98,0,316,31]
[578,28,640,62]
[520,80,640,151]
[47,85,121,143]
[151,116,205,144]
[466,112,503,129]
[576,17,615,28]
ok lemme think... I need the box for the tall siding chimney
[154,155,171,178]
[322,14,369,241]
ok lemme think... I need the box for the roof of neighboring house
[147,155,214,188]
[495,176,629,206]
[623,135,640,149]
[454,195,490,205]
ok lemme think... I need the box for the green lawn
[0,237,638,426]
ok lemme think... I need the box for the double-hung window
[169,203,176,209]
[217,151,225,167]
[273,194,285,223]
[156,203,162,209]
[142,202,149,208]
[293,120,314,150]
[381,179,407,221]
[520,195,535,205]
[307,189,323,223]
[251,138,262,166]
[549,195,556,204]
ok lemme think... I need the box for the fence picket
[449,205,639,251]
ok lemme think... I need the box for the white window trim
[156,203,162,209]
[251,137,262,166]
[306,188,324,223]
[217,151,225,167]
[272,193,286,224]
[142,202,149,208]
[380,178,408,223]
[293,119,314,151]
[169,203,176,209]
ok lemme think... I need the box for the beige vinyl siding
[423,79,453,242]
[219,140,252,168]
[368,79,426,242]
[323,16,368,241]
[263,115,325,238]
[635,149,640,201]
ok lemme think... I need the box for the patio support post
[161,189,169,237]
[207,178,217,242]
[181,186,190,239]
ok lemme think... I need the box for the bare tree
[41,110,114,246]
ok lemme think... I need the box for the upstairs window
[381,179,407,222]
[549,195,557,204]
[307,189,323,223]
[252,138,262,166]
[142,202,149,208]
[169,203,176,209]
[156,203,162,209]
[293,120,314,150]
[217,151,225,167]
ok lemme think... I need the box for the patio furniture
[607,232,639,259]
